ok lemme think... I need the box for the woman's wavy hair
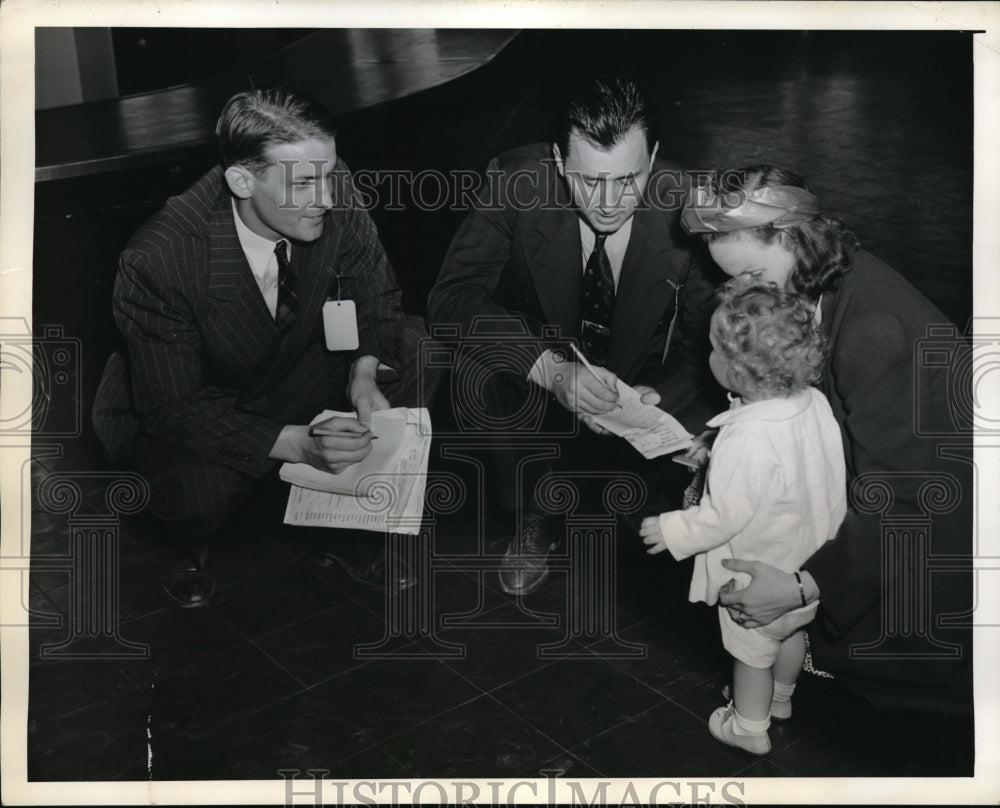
[706,165,859,300]
[711,277,828,400]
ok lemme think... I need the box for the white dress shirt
[232,199,288,319]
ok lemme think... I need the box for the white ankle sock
[732,708,770,735]
[772,681,796,704]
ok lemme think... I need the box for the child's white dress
[659,387,847,668]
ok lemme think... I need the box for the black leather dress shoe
[499,513,560,596]
[302,536,417,592]
[160,544,215,608]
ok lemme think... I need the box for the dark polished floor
[25,29,974,783]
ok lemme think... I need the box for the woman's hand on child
[639,516,668,554]
[718,559,819,627]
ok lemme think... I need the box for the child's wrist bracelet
[794,571,808,607]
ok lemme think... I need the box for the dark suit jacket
[426,144,722,431]
[93,163,405,477]
[804,249,972,711]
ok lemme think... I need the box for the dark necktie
[580,232,615,366]
[274,240,297,332]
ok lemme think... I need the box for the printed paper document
[591,380,693,459]
[281,408,431,535]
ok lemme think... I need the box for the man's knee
[131,437,256,540]
[384,314,447,409]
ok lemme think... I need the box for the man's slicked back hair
[557,74,657,158]
[216,87,338,175]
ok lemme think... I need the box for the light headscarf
[680,182,820,235]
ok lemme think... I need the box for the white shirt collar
[231,199,288,283]
[579,215,634,253]
[707,388,814,427]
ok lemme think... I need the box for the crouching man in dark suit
[427,75,723,596]
[93,87,435,607]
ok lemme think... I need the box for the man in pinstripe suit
[93,88,425,606]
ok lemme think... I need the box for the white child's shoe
[708,705,771,755]
[721,684,792,720]
[769,698,792,720]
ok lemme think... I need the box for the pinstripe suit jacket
[93,163,405,478]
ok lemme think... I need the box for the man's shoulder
[126,166,226,254]
[836,249,949,325]
[489,143,557,173]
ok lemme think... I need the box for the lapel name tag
[323,300,359,350]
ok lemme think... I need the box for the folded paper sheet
[279,408,409,496]
[281,408,432,535]
[591,380,693,459]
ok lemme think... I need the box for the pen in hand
[569,343,620,403]
[308,425,378,439]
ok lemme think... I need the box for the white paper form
[282,408,432,535]
[279,407,409,495]
[591,379,693,459]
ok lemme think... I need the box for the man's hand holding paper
[551,359,620,416]
[280,408,411,496]
[590,378,693,459]
[347,354,392,429]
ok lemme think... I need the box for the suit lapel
[608,206,680,375]
[526,206,583,336]
[206,195,282,364]
[253,213,342,393]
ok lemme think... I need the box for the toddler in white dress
[640,279,846,755]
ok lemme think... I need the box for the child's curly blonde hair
[711,277,827,399]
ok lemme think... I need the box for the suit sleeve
[426,157,559,362]
[336,168,405,368]
[801,305,924,637]
[426,157,515,329]
[115,247,284,477]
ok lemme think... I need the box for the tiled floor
[25,29,974,782]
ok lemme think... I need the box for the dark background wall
[32,29,973,454]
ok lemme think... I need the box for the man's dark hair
[215,87,339,175]
[557,75,657,158]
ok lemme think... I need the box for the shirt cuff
[527,349,566,391]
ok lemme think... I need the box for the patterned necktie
[274,239,297,332]
[580,232,615,366]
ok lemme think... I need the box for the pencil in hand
[569,343,620,402]
[308,425,378,439]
